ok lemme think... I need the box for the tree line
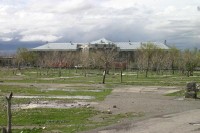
[3,42,200,82]
[136,43,200,77]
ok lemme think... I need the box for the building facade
[31,38,169,68]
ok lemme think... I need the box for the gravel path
[84,86,200,133]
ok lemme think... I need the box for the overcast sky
[0,0,200,51]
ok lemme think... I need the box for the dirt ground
[83,86,200,133]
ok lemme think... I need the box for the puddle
[174,97,184,101]
[44,88,102,92]
[13,101,98,109]
[98,129,117,133]
[13,95,95,100]
[39,78,57,80]
[59,76,82,79]
[164,90,180,94]
[189,122,200,126]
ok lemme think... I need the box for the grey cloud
[59,18,157,43]
[160,20,200,37]
[28,0,94,14]
[158,20,200,48]
[0,0,200,51]
[85,4,154,20]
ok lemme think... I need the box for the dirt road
[85,86,200,133]
[99,109,200,133]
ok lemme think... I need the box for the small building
[0,56,14,67]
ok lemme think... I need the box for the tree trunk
[39,67,42,76]
[58,67,61,77]
[190,69,193,76]
[145,69,148,78]
[46,67,50,76]
[171,61,175,75]
[187,71,190,77]
[84,67,87,77]
[102,70,106,84]
[105,69,109,75]
[36,66,39,77]
[17,62,21,71]
[120,69,123,83]
[145,58,150,78]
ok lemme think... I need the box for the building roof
[31,38,169,51]
[115,42,169,51]
[115,42,141,51]
[90,38,113,45]
[31,42,78,51]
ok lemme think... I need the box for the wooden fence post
[5,92,13,133]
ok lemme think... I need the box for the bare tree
[182,49,200,77]
[136,42,158,77]
[14,48,25,70]
[92,45,118,84]
[151,48,166,74]
[52,51,79,76]
[14,48,38,71]
[35,50,80,77]
[63,51,80,74]
[167,47,180,74]
[51,51,67,77]
[35,52,46,76]
[43,52,55,75]
[80,45,90,77]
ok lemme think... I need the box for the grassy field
[0,68,199,132]
[0,107,139,133]
[0,87,135,133]
[0,68,200,86]
[0,80,139,133]
[0,83,117,132]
